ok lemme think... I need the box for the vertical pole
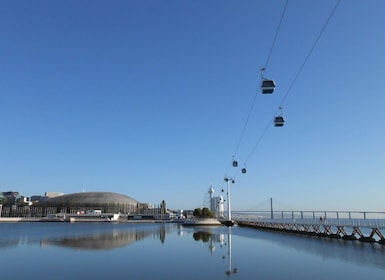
[270,197,273,219]
[227,179,231,221]
[0,204,2,218]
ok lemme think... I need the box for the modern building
[46,191,140,214]
[207,186,225,218]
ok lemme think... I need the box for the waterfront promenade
[233,210,385,244]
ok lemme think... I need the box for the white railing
[232,211,385,228]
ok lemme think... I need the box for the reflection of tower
[225,227,237,276]
[209,235,215,254]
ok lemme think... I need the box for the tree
[193,207,214,218]
[193,208,203,218]
[202,207,214,218]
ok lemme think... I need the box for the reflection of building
[187,227,238,276]
[42,230,151,250]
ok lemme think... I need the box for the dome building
[46,192,141,214]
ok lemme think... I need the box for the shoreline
[0,217,182,223]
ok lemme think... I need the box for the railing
[231,211,385,228]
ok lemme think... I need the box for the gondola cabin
[241,168,247,174]
[232,160,238,167]
[274,116,285,127]
[261,79,275,94]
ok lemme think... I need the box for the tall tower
[209,185,215,212]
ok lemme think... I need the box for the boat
[219,220,236,227]
[69,213,120,223]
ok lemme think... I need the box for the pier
[232,210,385,244]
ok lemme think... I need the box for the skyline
[1,0,384,211]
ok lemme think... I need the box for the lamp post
[224,177,234,223]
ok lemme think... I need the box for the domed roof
[48,192,139,205]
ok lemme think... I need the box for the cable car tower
[222,177,235,227]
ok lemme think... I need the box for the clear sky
[1,0,384,212]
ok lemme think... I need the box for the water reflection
[0,223,170,251]
[235,227,385,271]
[42,230,149,250]
[186,225,385,274]
[1,223,385,279]
[190,226,238,277]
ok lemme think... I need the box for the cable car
[274,106,285,127]
[274,116,285,127]
[241,168,247,174]
[261,79,275,94]
[232,160,238,167]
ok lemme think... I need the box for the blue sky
[1,0,384,212]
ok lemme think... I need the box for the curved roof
[48,192,139,205]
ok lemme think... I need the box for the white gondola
[261,79,275,94]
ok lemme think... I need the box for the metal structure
[234,210,385,244]
[223,177,235,226]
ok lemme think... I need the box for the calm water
[1,222,385,279]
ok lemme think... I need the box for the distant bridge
[232,210,385,244]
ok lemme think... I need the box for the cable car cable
[228,0,289,173]
[278,0,341,108]
[242,0,342,168]
[264,0,289,69]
